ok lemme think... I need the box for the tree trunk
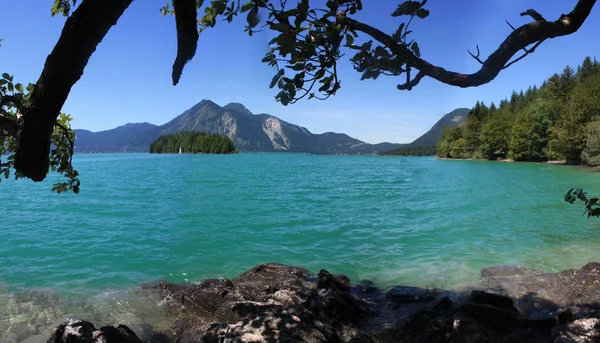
[15,0,133,181]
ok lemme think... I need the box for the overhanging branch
[172,0,199,85]
[14,0,133,181]
[342,0,596,90]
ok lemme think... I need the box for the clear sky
[1,0,599,143]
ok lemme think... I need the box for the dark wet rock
[386,285,437,303]
[317,269,350,290]
[462,302,521,329]
[47,320,141,343]
[470,290,517,310]
[432,297,454,311]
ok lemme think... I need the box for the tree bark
[343,0,597,89]
[172,0,199,85]
[15,0,133,181]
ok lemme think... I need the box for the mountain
[73,122,158,152]
[74,100,370,154]
[378,108,470,156]
[73,100,468,155]
[408,108,470,146]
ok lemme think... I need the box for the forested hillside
[150,132,237,154]
[379,108,469,156]
[437,56,600,164]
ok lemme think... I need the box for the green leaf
[298,0,309,13]
[416,8,429,19]
[270,22,290,32]
[345,33,354,46]
[240,1,253,13]
[374,46,389,58]
[411,41,420,57]
[269,74,280,89]
[2,73,10,80]
[289,63,305,71]
[392,23,405,42]
[391,1,420,17]
[247,7,259,27]
[15,83,23,93]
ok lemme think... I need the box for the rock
[469,290,516,310]
[432,297,454,312]
[147,264,369,343]
[386,286,437,303]
[461,302,520,329]
[46,320,141,343]
[317,269,350,291]
[201,307,339,343]
[551,318,600,343]
[131,262,600,343]
[380,308,500,343]
[306,270,366,325]
[558,308,576,324]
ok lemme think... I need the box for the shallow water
[2,153,600,342]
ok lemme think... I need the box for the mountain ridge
[73,100,467,154]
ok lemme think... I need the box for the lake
[1,153,600,342]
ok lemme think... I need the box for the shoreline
[10,261,600,342]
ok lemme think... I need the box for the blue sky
[1,1,599,143]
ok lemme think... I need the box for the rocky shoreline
[47,262,600,343]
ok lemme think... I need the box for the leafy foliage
[565,188,600,218]
[0,73,80,193]
[150,132,237,154]
[437,56,600,164]
[160,0,430,105]
[379,145,436,156]
[51,0,76,17]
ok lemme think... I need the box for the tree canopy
[150,132,238,154]
[0,0,597,190]
[437,56,600,164]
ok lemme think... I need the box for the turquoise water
[2,153,600,341]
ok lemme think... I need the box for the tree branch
[520,9,547,22]
[14,0,133,181]
[341,0,596,89]
[172,0,199,85]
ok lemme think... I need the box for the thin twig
[467,45,484,64]
[503,39,546,69]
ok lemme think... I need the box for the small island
[149,132,237,154]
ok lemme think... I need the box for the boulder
[551,318,600,343]
[46,320,141,343]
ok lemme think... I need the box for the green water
[2,153,600,342]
